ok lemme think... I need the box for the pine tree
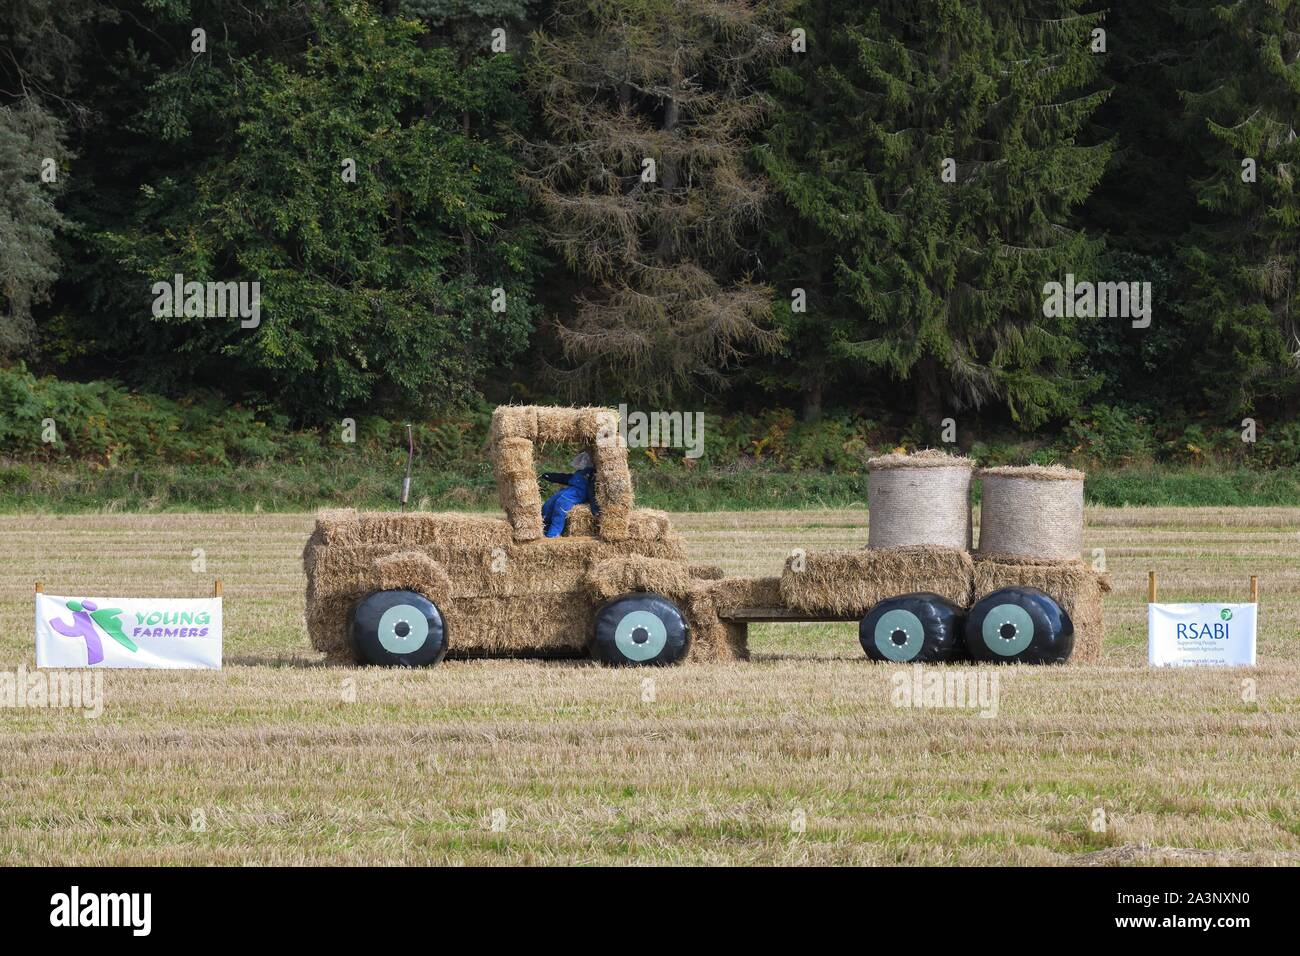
[1177,0,1300,416]
[759,0,1112,429]
[519,0,784,401]
[0,0,107,358]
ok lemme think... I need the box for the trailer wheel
[860,593,964,664]
[591,593,689,666]
[351,589,448,667]
[965,587,1073,664]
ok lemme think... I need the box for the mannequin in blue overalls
[541,451,598,537]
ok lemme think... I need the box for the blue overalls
[541,467,597,537]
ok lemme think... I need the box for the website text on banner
[1148,603,1256,667]
[35,595,223,669]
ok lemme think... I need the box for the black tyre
[965,587,1073,664]
[350,589,448,667]
[859,592,965,663]
[591,593,689,666]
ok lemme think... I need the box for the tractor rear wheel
[591,593,690,666]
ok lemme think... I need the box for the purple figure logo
[49,599,105,665]
[48,599,137,665]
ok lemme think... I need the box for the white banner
[1148,602,1256,667]
[36,595,222,669]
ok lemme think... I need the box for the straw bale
[491,405,538,441]
[780,546,974,617]
[586,556,694,602]
[971,554,1109,665]
[492,437,543,541]
[495,436,534,478]
[688,564,725,581]
[562,503,596,536]
[562,504,672,541]
[596,506,631,542]
[683,584,748,662]
[867,450,974,549]
[534,406,591,444]
[373,550,452,603]
[708,576,784,615]
[977,465,1085,560]
[315,511,513,549]
[449,594,593,657]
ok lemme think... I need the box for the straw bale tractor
[302,406,1108,667]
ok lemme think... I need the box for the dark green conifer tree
[760,1,1112,428]
[1178,0,1300,416]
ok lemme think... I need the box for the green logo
[1220,608,1233,621]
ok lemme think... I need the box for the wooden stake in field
[1148,570,1157,604]
[1250,575,1258,604]
[35,581,43,594]
[214,579,223,597]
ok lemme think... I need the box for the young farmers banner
[36,595,222,669]
[1148,603,1256,667]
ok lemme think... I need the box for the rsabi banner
[1148,602,1256,667]
[36,595,222,669]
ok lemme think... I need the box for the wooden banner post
[1147,570,1157,604]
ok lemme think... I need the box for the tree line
[2,0,1297,441]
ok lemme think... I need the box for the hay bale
[491,405,538,441]
[977,465,1085,561]
[373,551,452,602]
[971,554,1109,665]
[562,504,671,541]
[535,406,588,444]
[591,408,633,541]
[493,437,543,541]
[449,594,593,657]
[867,449,974,550]
[688,564,725,581]
[316,511,512,549]
[683,584,748,662]
[708,576,784,615]
[586,556,694,602]
[780,546,974,618]
[562,503,596,536]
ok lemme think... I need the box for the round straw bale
[977,465,1084,560]
[866,450,974,550]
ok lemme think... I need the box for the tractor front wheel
[351,589,448,667]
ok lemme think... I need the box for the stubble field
[1,507,1297,865]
